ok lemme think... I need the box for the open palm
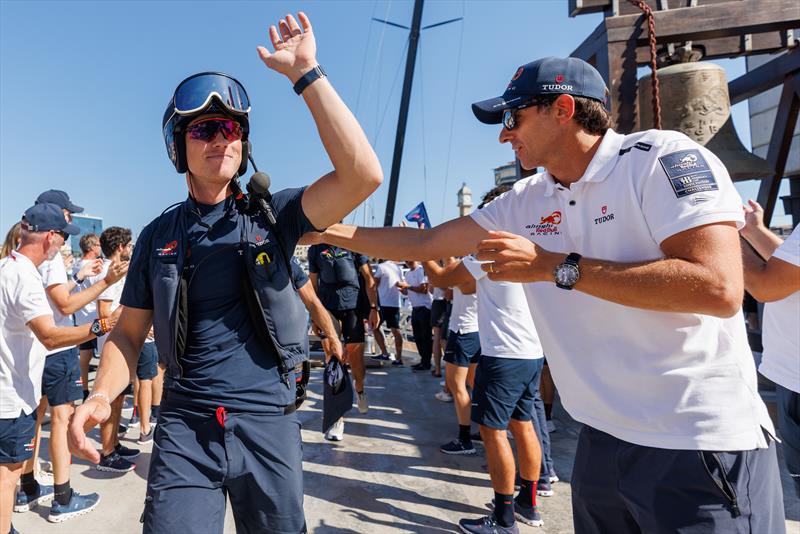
[257,12,317,83]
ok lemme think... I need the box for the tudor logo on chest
[594,205,615,225]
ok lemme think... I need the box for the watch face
[555,264,579,286]
[91,321,101,335]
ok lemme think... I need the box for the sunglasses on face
[52,230,69,241]
[502,98,553,130]
[186,118,243,142]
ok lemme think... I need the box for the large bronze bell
[638,62,773,182]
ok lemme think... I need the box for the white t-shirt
[0,251,53,417]
[375,261,403,308]
[38,256,72,356]
[433,287,447,300]
[463,256,543,360]
[404,266,432,309]
[759,225,800,394]
[72,258,98,326]
[471,128,773,451]
[449,286,479,335]
[92,259,125,355]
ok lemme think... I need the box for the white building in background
[70,214,103,256]
[457,182,473,216]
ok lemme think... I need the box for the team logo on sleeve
[658,149,719,199]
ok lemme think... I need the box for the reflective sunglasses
[173,72,250,116]
[502,97,553,130]
[186,118,243,142]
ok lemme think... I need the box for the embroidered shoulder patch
[658,149,718,198]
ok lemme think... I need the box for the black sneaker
[440,438,476,455]
[137,427,154,445]
[470,431,483,442]
[458,515,519,534]
[117,424,128,436]
[513,501,544,527]
[96,452,135,473]
[411,363,431,371]
[115,443,140,459]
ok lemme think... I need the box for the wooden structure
[569,0,800,226]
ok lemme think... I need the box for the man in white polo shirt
[1,204,113,534]
[309,57,783,533]
[740,199,800,499]
[371,259,405,365]
[402,260,434,371]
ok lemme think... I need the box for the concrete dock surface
[12,350,800,534]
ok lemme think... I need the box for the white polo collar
[542,129,625,197]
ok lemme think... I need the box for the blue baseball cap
[35,189,84,214]
[22,203,80,235]
[472,57,608,124]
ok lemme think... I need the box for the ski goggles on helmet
[186,118,244,142]
[171,72,251,117]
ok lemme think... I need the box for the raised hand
[104,260,129,285]
[256,12,317,83]
[740,199,765,239]
[77,257,103,281]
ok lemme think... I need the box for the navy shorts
[430,300,449,328]
[330,308,365,344]
[137,342,159,380]
[78,337,97,351]
[42,347,82,406]
[0,410,37,464]
[572,425,785,534]
[378,306,401,329]
[443,331,481,367]
[472,357,542,429]
[142,403,305,534]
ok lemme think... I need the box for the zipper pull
[281,372,291,389]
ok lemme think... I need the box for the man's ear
[553,94,576,124]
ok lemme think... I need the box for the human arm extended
[27,315,108,352]
[297,281,344,362]
[256,12,382,229]
[478,222,744,318]
[359,263,379,329]
[45,260,128,316]
[68,307,151,462]
[312,216,488,261]
[421,260,475,295]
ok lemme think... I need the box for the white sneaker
[357,392,369,414]
[435,390,453,402]
[546,419,557,433]
[439,380,446,387]
[324,418,345,441]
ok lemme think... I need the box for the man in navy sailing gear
[68,12,382,534]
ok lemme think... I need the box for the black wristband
[293,65,326,95]
[72,272,83,284]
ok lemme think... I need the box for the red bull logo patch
[157,240,179,257]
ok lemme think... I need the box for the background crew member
[69,12,382,534]
[17,191,125,524]
[402,260,433,372]
[422,262,480,456]
[307,243,378,420]
[1,203,113,533]
[740,199,800,498]
[308,56,783,533]
[371,259,405,365]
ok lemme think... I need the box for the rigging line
[351,0,391,224]
[440,0,466,220]
[373,37,410,143]
[417,34,429,211]
[354,0,380,118]
[370,0,393,138]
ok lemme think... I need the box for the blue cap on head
[22,203,80,235]
[471,57,609,124]
[35,190,84,214]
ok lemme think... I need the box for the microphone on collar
[247,172,277,226]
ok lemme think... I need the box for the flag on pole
[404,202,431,229]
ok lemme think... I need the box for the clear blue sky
[0,0,788,238]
